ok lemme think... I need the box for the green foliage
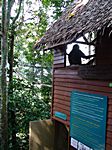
[7,0,74,149]
[42,0,74,20]
[8,78,51,149]
[0,0,2,6]
[8,1,53,149]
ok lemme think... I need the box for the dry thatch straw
[35,0,112,50]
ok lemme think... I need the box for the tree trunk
[8,0,23,147]
[1,0,8,149]
[8,31,17,149]
[1,0,23,149]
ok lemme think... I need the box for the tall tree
[1,0,8,149]
[0,0,21,149]
[8,1,23,149]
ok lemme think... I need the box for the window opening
[66,33,95,66]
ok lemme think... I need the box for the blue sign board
[70,91,108,150]
[54,111,67,120]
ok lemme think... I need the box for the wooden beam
[74,40,95,46]
[82,34,89,43]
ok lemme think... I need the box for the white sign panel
[71,138,93,150]
[78,142,92,150]
[71,137,78,149]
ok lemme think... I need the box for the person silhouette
[68,44,95,65]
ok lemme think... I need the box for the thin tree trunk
[8,0,23,147]
[8,31,17,149]
[1,0,23,149]
[1,0,8,149]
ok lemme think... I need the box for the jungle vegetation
[0,0,73,149]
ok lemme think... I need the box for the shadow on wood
[29,119,68,150]
[29,119,54,150]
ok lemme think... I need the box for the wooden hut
[35,0,112,149]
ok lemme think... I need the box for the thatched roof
[35,0,112,50]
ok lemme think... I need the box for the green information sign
[70,91,108,150]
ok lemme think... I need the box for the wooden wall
[51,37,112,150]
[53,49,66,68]
[96,27,112,65]
[52,67,112,150]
